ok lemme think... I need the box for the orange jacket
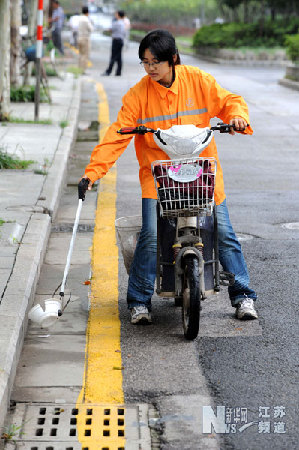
[84,65,253,205]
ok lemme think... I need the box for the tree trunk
[10,0,22,87]
[243,0,249,23]
[259,0,266,36]
[0,0,11,120]
[43,0,50,28]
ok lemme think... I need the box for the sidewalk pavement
[0,71,81,428]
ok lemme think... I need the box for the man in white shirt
[123,13,131,49]
[78,6,94,73]
[69,14,80,47]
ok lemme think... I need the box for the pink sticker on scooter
[168,163,202,183]
[196,168,203,178]
[169,164,182,174]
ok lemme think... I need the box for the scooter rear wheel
[182,254,201,340]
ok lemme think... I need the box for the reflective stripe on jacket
[84,65,253,205]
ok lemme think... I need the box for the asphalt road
[85,30,299,449]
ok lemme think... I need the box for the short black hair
[139,29,181,66]
[118,10,125,18]
[82,6,88,14]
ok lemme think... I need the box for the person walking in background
[77,6,93,73]
[49,0,65,55]
[69,12,80,47]
[102,10,126,76]
[123,13,131,49]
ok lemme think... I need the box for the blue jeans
[216,199,257,305]
[127,198,257,309]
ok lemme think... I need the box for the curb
[0,76,82,430]
[278,77,299,91]
[0,214,50,428]
[37,76,82,217]
[194,52,289,67]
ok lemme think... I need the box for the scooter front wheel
[182,254,201,340]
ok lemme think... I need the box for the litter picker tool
[28,178,90,328]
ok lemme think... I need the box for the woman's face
[141,49,173,86]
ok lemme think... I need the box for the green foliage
[8,117,52,125]
[34,168,48,175]
[34,157,50,175]
[10,86,49,103]
[1,422,26,444]
[218,0,299,22]
[59,120,69,128]
[284,34,299,62]
[121,0,217,27]
[0,149,34,170]
[32,64,58,77]
[46,40,55,52]
[193,17,299,49]
[67,66,84,78]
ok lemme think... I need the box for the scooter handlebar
[211,122,249,133]
[117,126,155,135]
[117,123,249,136]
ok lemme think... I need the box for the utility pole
[34,0,43,120]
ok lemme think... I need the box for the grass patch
[32,64,58,77]
[67,66,84,78]
[0,219,5,226]
[8,117,52,125]
[173,35,194,54]
[0,148,34,169]
[60,120,69,128]
[34,157,50,175]
[285,74,299,82]
[34,169,48,175]
[176,36,193,45]
[10,85,49,103]
[1,422,25,444]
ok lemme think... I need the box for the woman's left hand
[229,117,248,135]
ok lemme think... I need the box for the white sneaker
[130,306,152,324]
[236,298,258,320]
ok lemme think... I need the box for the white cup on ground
[28,304,46,325]
[28,299,62,328]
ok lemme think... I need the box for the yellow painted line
[96,82,110,141]
[65,42,93,67]
[76,82,125,448]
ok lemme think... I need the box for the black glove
[78,178,90,201]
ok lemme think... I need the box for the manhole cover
[281,222,299,230]
[5,403,152,449]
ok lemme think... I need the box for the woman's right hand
[78,177,92,200]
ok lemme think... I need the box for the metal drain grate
[51,223,95,233]
[5,403,152,449]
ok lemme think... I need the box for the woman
[81,29,258,324]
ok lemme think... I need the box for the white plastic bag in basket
[153,125,213,159]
